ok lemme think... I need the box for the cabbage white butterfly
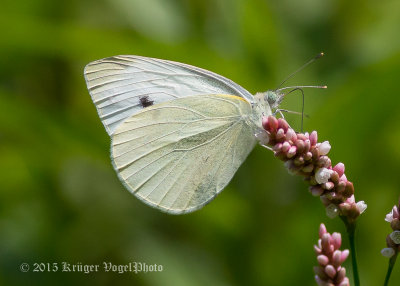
[84,55,324,214]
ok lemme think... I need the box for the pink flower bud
[336,268,347,283]
[286,128,297,142]
[281,141,291,153]
[331,232,342,249]
[323,182,335,190]
[295,139,305,153]
[325,265,336,278]
[287,146,297,158]
[333,163,345,177]
[317,255,329,266]
[310,186,324,196]
[310,131,318,146]
[304,151,313,161]
[338,278,350,286]
[394,206,399,219]
[330,171,339,184]
[356,201,367,214]
[314,224,349,285]
[319,223,327,236]
[276,128,285,140]
[315,168,333,184]
[263,116,278,132]
[319,141,331,155]
[303,164,314,173]
[341,250,349,263]
[273,143,282,152]
[332,250,342,267]
[277,118,289,131]
[304,139,311,153]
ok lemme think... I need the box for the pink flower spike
[314,224,349,285]
[260,116,362,221]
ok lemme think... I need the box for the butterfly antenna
[284,88,305,132]
[276,52,324,90]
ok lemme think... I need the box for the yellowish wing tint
[111,94,256,214]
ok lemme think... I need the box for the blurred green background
[1,0,400,285]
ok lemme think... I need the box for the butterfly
[84,55,323,214]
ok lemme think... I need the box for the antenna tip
[322,85,327,89]
[316,52,324,59]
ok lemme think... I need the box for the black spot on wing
[139,96,154,108]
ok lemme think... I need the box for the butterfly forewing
[111,94,256,214]
[84,55,254,135]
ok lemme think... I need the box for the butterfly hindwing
[111,94,256,214]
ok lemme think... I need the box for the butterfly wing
[84,55,254,135]
[111,94,256,214]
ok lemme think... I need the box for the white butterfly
[84,55,319,214]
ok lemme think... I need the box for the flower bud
[389,230,400,244]
[319,141,331,155]
[287,146,297,158]
[315,168,333,184]
[277,118,289,131]
[333,163,345,177]
[381,247,395,258]
[310,131,318,146]
[276,128,285,140]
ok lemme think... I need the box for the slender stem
[384,252,398,286]
[340,216,360,286]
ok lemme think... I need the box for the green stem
[340,216,360,286]
[384,252,398,286]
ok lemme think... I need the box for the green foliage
[1,0,400,285]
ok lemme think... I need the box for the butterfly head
[264,90,284,110]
